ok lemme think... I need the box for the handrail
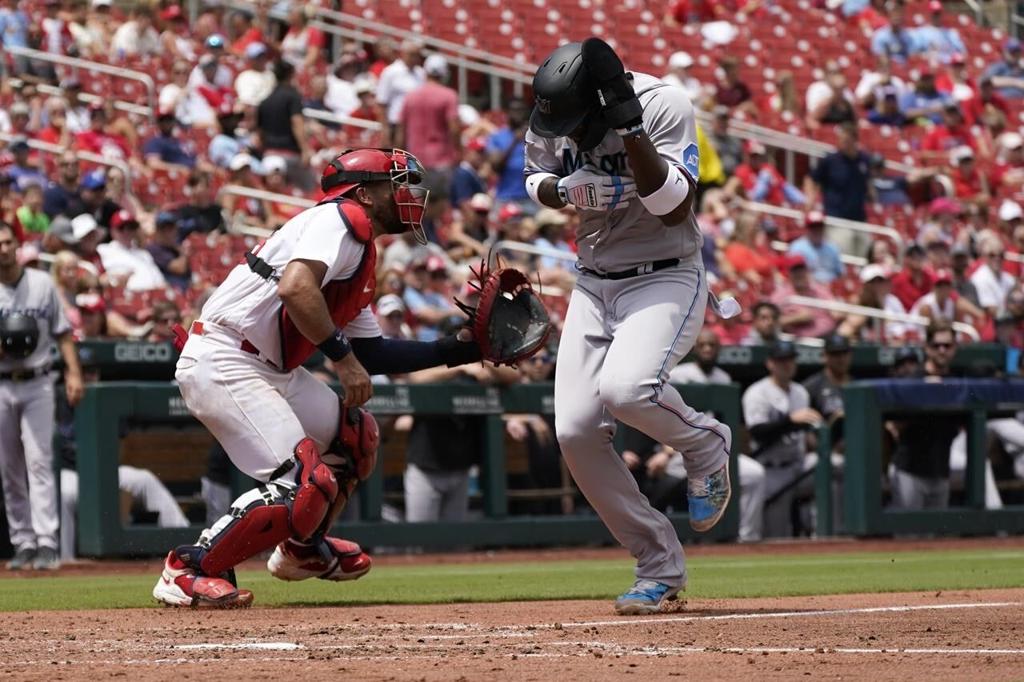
[769,240,867,267]
[32,251,101,277]
[2,45,157,121]
[785,295,981,342]
[0,133,134,193]
[740,199,906,253]
[302,107,383,131]
[37,84,152,119]
[492,239,578,265]
[215,184,316,209]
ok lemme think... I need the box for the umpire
[0,222,83,570]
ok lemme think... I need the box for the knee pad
[322,407,380,495]
[176,438,338,577]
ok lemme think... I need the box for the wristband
[615,123,645,138]
[638,164,691,216]
[525,171,557,205]
[318,329,352,362]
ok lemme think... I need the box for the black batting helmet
[0,313,40,359]
[530,42,607,149]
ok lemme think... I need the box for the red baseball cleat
[152,551,254,609]
[267,537,372,582]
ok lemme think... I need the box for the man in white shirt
[96,210,167,291]
[661,51,702,104]
[235,42,276,107]
[970,239,1016,317]
[376,40,425,136]
[325,53,364,117]
[109,5,160,59]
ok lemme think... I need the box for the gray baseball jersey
[0,268,69,372]
[524,72,703,273]
[742,377,810,465]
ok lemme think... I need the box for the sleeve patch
[682,142,700,181]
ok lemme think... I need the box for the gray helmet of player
[529,42,608,152]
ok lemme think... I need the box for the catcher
[155,148,549,608]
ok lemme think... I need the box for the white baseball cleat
[267,537,372,582]
[152,551,253,609]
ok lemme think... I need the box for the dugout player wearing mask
[0,222,84,570]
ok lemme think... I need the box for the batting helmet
[320,147,430,244]
[0,313,40,360]
[530,42,607,150]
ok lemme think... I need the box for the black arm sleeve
[747,417,803,449]
[350,335,482,376]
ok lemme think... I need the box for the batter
[525,39,735,615]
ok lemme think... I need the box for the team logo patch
[681,142,699,181]
[570,182,598,208]
[536,97,552,114]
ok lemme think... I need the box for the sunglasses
[929,342,954,350]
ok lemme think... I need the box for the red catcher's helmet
[320,147,429,244]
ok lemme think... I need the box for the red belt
[189,321,260,355]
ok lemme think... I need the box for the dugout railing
[72,381,743,557]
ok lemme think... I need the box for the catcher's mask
[320,148,430,244]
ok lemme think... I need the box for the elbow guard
[639,164,690,216]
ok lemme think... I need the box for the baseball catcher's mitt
[456,259,552,366]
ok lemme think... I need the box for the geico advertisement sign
[114,343,173,363]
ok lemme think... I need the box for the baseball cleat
[6,546,35,571]
[152,551,254,609]
[614,579,682,615]
[267,537,372,582]
[687,462,732,532]
[31,547,60,571]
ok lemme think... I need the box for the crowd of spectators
[1,0,1023,542]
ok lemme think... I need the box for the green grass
[0,548,1021,611]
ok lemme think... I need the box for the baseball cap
[80,169,106,190]
[467,192,493,212]
[943,101,962,114]
[999,199,1023,222]
[9,102,29,117]
[535,207,569,227]
[229,152,256,172]
[156,210,178,226]
[804,210,826,228]
[894,346,921,366]
[110,209,139,230]
[205,33,226,49]
[905,242,926,257]
[1005,38,1022,52]
[929,196,961,215]
[376,294,406,317]
[499,203,523,222]
[423,54,448,77]
[859,263,890,283]
[48,215,75,245]
[823,334,852,353]
[8,136,29,152]
[425,255,447,273]
[70,213,102,241]
[17,242,40,267]
[928,0,942,11]
[747,140,768,156]
[768,340,798,360]
[91,0,112,7]
[244,42,268,60]
[950,53,966,66]
[466,137,486,153]
[669,51,694,69]
[159,4,184,21]
[1001,132,1024,151]
[261,155,288,175]
[785,254,808,271]
[933,269,953,284]
[199,53,217,68]
[354,79,374,95]
[75,292,107,313]
[157,106,176,120]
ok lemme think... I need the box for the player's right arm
[278,258,372,408]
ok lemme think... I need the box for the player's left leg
[18,378,60,568]
[598,266,732,531]
[0,385,36,566]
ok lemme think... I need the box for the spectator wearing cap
[982,39,1024,99]
[948,145,991,209]
[838,264,910,342]
[891,243,936,309]
[177,169,226,236]
[487,97,531,208]
[376,39,426,138]
[992,132,1024,189]
[256,60,315,191]
[70,170,119,230]
[708,106,743,177]
[970,235,1016,318]
[890,345,922,377]
[325,53,367,117]
[997,200,1023,254]
[950,244,982,307]
[868,154,922,206]
[6,100,33,138]
[787,211,843,284]
[534,208,575,272]
[158,4,195,62]
[446,192,491,261]
[742,301,793,347]
[260,156,305,226]
[910,268,985,326]
[396,54,460,189]
[870,2,926,63]
[6,137,46,189]
[855,53,908,110]
[147,211,191,292]
[449,138,489,211]
[376,294,414,340]
[918,0,966,63]
[963,76,1010,128]
[899,71,954,125]
[68,213,105,273]
[936,53,975,103]
[920,103,973,161]
[97,210,166,291]
[772,256,840,338]
[280,4,325,72]
[143,110,198,171]
[235,42,276,107]
[160,60,214,129]
[110,4,160,59]
[0,0,30,75]
[189,41,234,91]
[222,154,269,228]
[15,180,48,236]
[74,103,132,162]
[208,102,249,169]
[804,123,870,223]
[742,339,823,538]
[60,79,91,134]
[725,141,806,207]
[662,51,703,103]
[403,255,459,341]
[919,197,961,247]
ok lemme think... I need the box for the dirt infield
[4,588,1023,681]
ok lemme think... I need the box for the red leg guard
[179,438,339,578]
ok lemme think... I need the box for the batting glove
[557,166,636,211]
[581,37,644,136]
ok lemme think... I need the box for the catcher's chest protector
[279,200,377,370]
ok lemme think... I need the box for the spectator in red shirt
[920,102,973,162]
[724,141,807,207]
[992,132,1024,190]
[963,76,1009,127]
[396,55,460,189]
[949,145,991,210]
[74,104,132,161]
[891,242,936,309]
[722,211,777,290]
[35,97,71,148]
[772,256,841,338]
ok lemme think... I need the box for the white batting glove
[557,166,636,211]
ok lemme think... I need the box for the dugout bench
[73,382,743,557]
